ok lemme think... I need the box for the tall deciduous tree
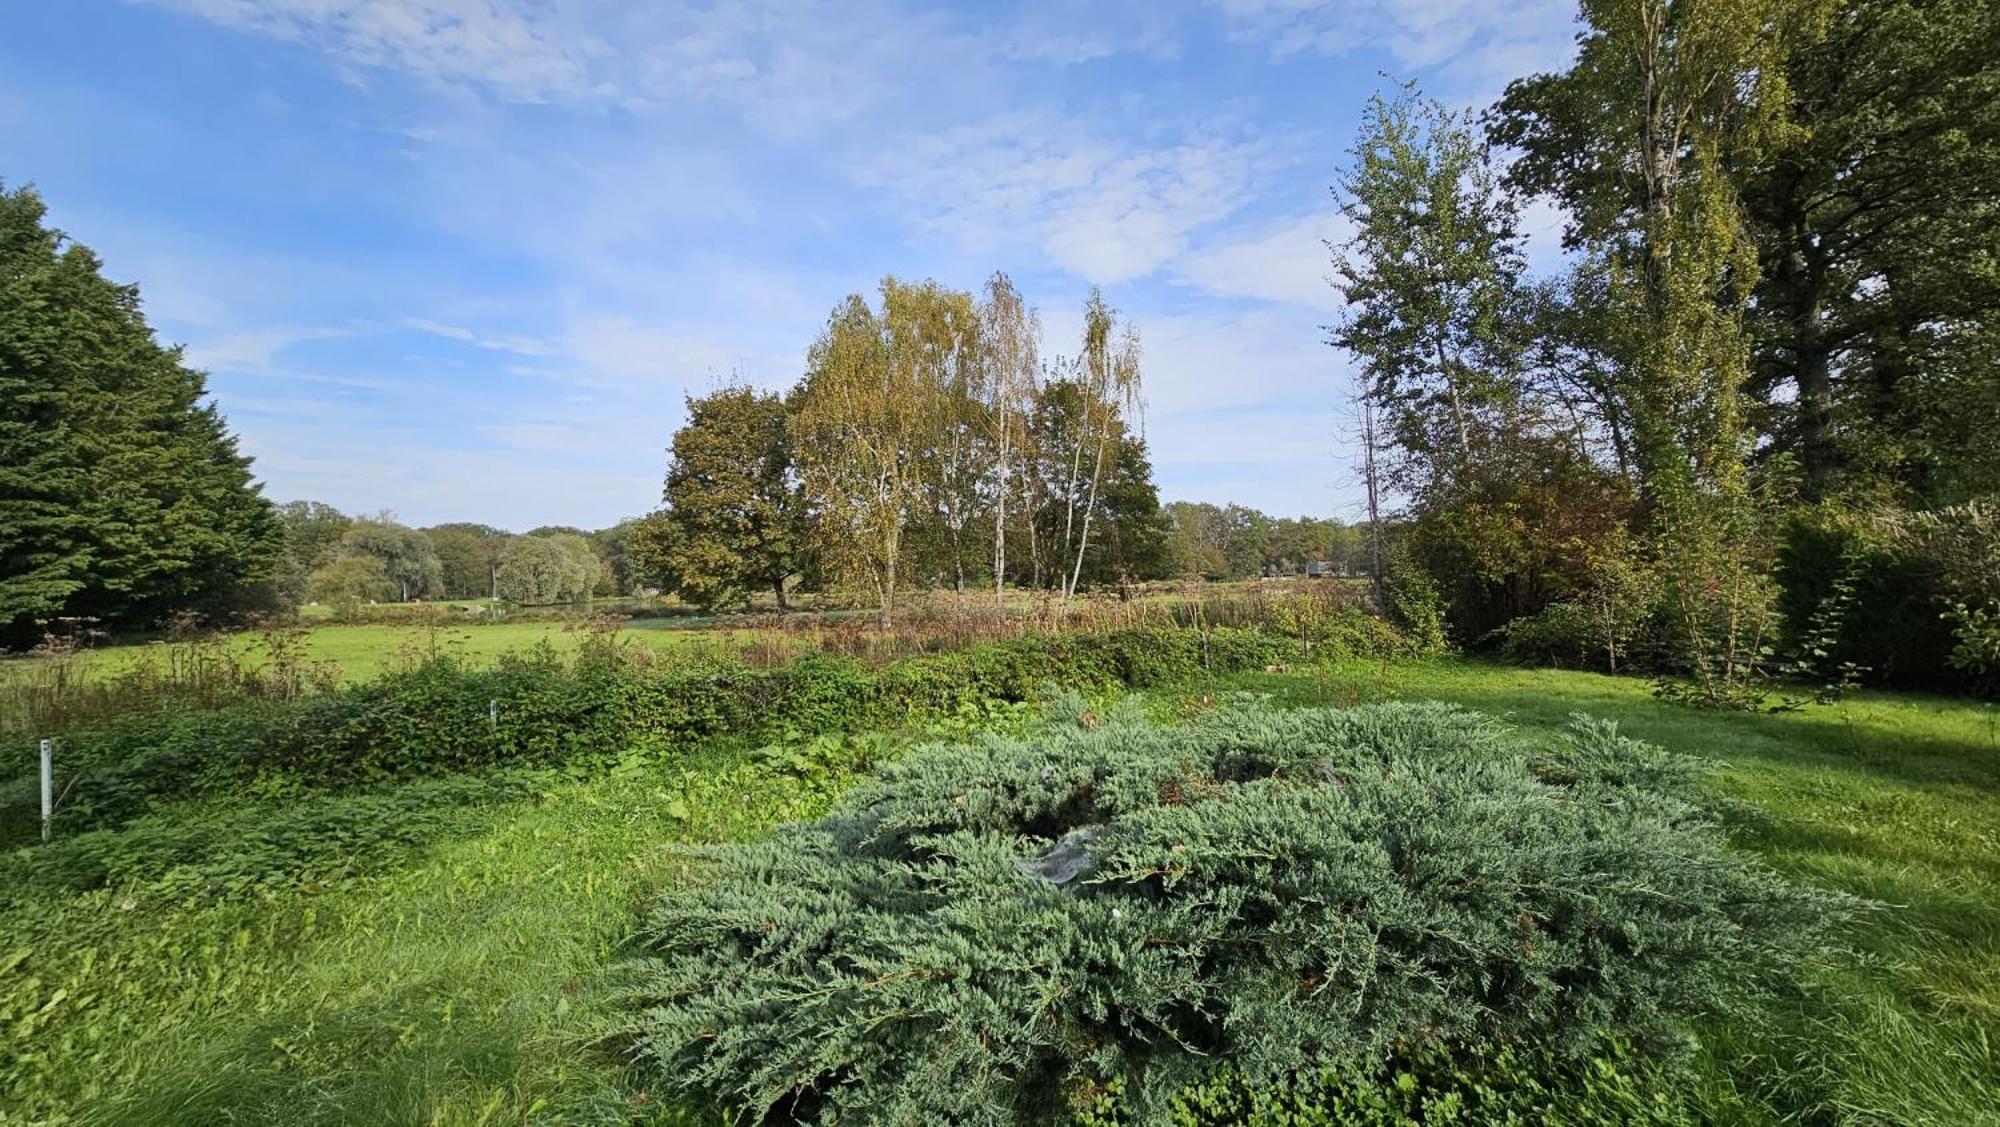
[495,534,594,605]
[978,272,1040,610]
[1493,0,1831,685]
[274,501,353,607]
[915,297,986,600]
[425,522,511,599]
[1738,0,2000,501]
[1052,290,1143,610]
[1,185,279,645]
[307,553,394,612]
[1334,85,1524,481]
[1027,377,1160,591]
[336,518,442,603]
[793,280,979,626]
[636,386,809,610]
[591,517,649,597]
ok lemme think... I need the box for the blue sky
[1,0,1579,531]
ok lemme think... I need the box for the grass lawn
[2,656,1994,1125]
[1217,659,2000,1124]
[13,617,803,687]
[5,579,1363,693]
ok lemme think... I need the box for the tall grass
[748,579,1378,667]
[0,621,340,737]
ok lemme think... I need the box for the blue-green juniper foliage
[609,701,1852,1124]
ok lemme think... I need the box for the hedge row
[4,619,1412,838]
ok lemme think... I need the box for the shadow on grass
[1221,657,1999,792]
[1216,657,2000,1125]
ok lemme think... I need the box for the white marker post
[40,738,53,842]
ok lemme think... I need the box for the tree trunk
[773,575,789,613]
[1065,431,1110,609]
[994,469,1008,613]
[1781,210,1839,500]
[1434,334,1471,459]
[1361,396,1386,610]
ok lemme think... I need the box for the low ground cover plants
[2,651,1989,1125]
[607,700,1855,1125]
[2,602,1416,844]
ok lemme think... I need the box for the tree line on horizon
[265,503,647,615]
[1,186,1362,644]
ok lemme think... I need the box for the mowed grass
[25,616,801,686]
[1218,658,2000,1124]
[3,656,1994,1125]
[2,739,868,1127]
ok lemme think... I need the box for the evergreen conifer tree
[0,184,278,644]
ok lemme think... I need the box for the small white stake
[40,739,53,843]
[489,700,499,729]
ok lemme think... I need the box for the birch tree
[791,280,979,626]
[1056,290,1142,611]
[791,293,906,626]
[977,272,1040,612]
[914,287,984,600]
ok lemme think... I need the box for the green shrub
[1083,1038,1700,1125]
[768,652,883,733]
[1898,500,2000,690]
[1772,501,2000,694]
[1384,555,1451,655]
[1773,507,1958,688]
[4,621,1416,840]
[607,702,1850,1125]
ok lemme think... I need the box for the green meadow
[4,648,1994,1125]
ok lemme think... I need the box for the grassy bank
[3,652,1994,1125]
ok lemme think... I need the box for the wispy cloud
[1175,211,1348,310]
[988,0,1181,65]
[862,112,1286,285]
[182,324,360,371]
[1208,0,1578,87]
[139,0,611,102]
[140,0,985,132]
[404,317,558,357]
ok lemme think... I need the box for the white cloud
[142,0,611,102]
[862,113,1282,285]
[182,324,358,371]
[1209,0,1579,88]
[990,1,1180,65]
[142,0,982,132]
[554,311,788,392]
[1140,305,1346,415]
[405,317,559,356]
[1174,211,1349,309]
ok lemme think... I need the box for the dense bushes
[3,611,1416,840]
[1774,503,1998,693]
[607,702,1851,1125]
